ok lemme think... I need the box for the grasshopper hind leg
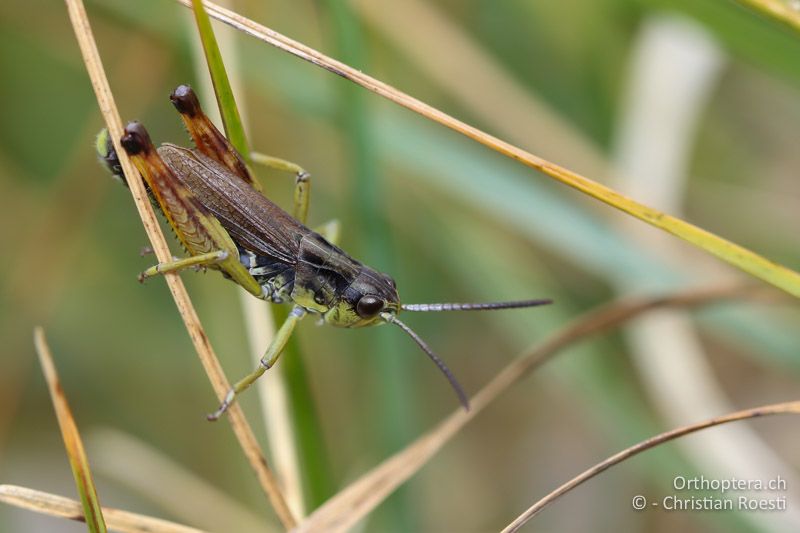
[120,121,265,299]
[169,85,314,226]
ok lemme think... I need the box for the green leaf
[189,0,250,162]
[34,328,108,533]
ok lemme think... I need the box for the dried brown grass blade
[502,401,800,532]
[294,284,765,532]
[63,0,295,527]
[87,429,270,533]
[350,0,607,178]
[0,484,205,533]
[33,328,107,533]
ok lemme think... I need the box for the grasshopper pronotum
[98,85,551,419]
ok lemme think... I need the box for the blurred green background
[1,0,800,531]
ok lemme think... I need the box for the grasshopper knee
[170,85,201,117]
[121,122,155,156]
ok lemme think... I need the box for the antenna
[382,313,470,411]
[401,298,552,312]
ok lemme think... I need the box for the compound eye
[356,295,384,318]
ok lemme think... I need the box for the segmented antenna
[401,299,553,312]
[382,313,470,411]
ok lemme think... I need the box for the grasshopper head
[323,267,400,328]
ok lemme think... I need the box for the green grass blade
[729,0,800,33]
[280,334,336,509]
[189,0,250,162]
[324,2,417,530]
[189,0,336,513]
[33,328,107,533]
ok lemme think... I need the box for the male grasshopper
[98,85,551,419]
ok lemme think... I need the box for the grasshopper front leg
[207,305,307,421]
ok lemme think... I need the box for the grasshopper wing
[159,144,303,265]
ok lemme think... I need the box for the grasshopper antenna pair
[383,299,552,409]
[99,84,552,418]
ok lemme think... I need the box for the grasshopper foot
[207,389,236,421]
[137,264,163,283]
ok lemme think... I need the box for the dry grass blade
[33,328,107,533]
[63,0,295,527]
[175,0,800,298]
[732,0,800,33]
[185,11,307,519]
[294,284,765,532]
[186,13,307,516]
[88,429,270,533]
[0,484,205,533]
[350,0,607,178]
[502,401,800,532]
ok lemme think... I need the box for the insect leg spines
[120,122,263,297]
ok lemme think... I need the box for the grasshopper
[98,85,551,419]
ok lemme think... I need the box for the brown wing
[158,144,304,265]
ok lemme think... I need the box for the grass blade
[63,0,295,526]
[33,327,106,533]
[87,429,269,533]
[188,3,334,514]
[502,401,800,531]
[324,2,415,529]
[189,0,251,165]
[0,484,204,533]
[731,0,800,33]
[611,17,800,532]
[278,332,336,511]
[293,284,763,532]
[351,0,608,178]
